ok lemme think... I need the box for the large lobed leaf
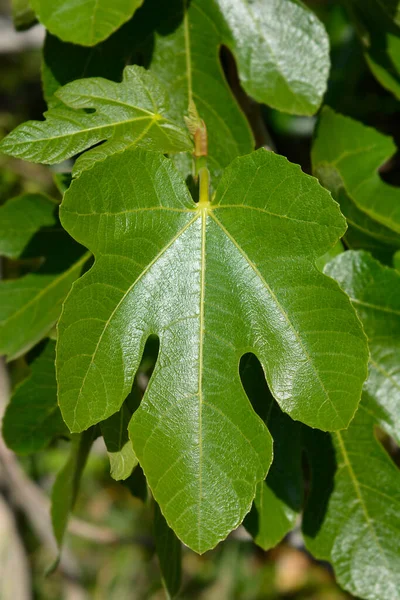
[30,0,143,46]
[56,147,368,552]
[304,250,400,600]
[0,66,192,176]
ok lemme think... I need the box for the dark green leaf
[241,355,303,551]
[56,147,367,552]
[0,66,192,175]
[2,341,67,455]
[346,0,400,99]
[51,428,95,551]
[154,501,182,600]
[30,0,143,46]
[0,194,56,259]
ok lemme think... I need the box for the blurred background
[1,0,398,597]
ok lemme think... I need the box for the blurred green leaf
[346,0,400,99]
[51,428,96,553]
[12,0,37,30]
[0,193,55,259]
[154,501,182,600]
[2,340,67,454]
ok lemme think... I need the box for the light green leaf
[2,341,67,455]
[51,428,95,552]
[30,0,143,46]
[242,354,303,551]
[326,251,400,445]
[101,399,138,481]
[0,66,191,176]
[56,147,367,552]
[313,107,400,234]
[154,501,182,600]
[0,193,56,259]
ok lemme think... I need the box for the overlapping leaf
[30,0,143,46]
[38,0,329,183]
[0,66,191,176]
[2,341,67,454]
[313,107,400,243]
[303,250,400,600]
[56,146,367,552]
[100,395,139,481]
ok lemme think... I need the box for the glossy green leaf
[241,355,303,551]
[213,0,330,115]
[302,250,400,600]
[326,251,400,445]
[56,147,367,552]
[0,193,56,259]
[0,250,90,361]
[30,0,143,46]
[101,400,138,481]
[51,428,95,552]
[154,501,182,600]
[0,66,191,176]
[2,341,67,455]
[313,107,400,234]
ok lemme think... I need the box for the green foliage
[30,0,143,46]
[56,146,367,552]
[51,428,96,550]
[154,501,182,599]
[1,0,400,598]
[0,66,191,175]
[0,193,55,259]
[345,0,400,99]
[2,341,67,454]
